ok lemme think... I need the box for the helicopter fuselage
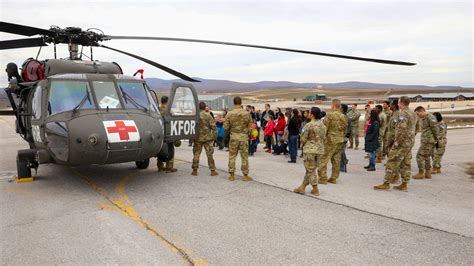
[26,73,165,166]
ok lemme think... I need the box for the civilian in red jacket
[264,116,275,153]
[274,112,287,144]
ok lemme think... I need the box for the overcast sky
[0,0,472,87]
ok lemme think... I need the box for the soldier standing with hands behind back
[192,102,219,177]
[374,96,416,191]
[347,104,361,149]
[318,99,348,184]
[412,106,440,180]
[224,97,253,181]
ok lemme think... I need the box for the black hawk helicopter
[0,21,415,181]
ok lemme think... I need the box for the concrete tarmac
[1,116,473,264]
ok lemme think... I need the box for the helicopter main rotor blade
[0,110,15,116]
[0,37,47,50]
[0,21,53,36]
[100,45,200,82]
[106,35,416,66]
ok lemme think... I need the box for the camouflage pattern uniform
[192,110,217,171]
[416,113,440,171]
[224,107,252,176]
[157,103,175,171]
[318,110,348,182]
[300,119,327,185]
[383,109,393,158]
[432,121,447,169]
[383,106,416,183]
[376,111,387,159]
[347,109,361,148]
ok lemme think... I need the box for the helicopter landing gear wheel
[135,159,150,169]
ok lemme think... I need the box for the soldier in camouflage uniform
[224,96,253,181]
[431,112,447,174]
[157,96,177,173]
[347,104,361,149]
[413,106,440,179]
[318,99,348,184]
[294,107,327,196]
[192,102,219,176]
[374,96,416,191]
[385,100,401,184]
[382,101,393,159]
[375,105,387,163]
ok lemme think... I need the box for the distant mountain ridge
[145,78,466,92]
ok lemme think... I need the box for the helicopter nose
[143,130,155,142]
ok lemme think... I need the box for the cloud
[0,0,472,86]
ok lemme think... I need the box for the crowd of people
[167,95,449,196]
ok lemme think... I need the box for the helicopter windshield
[48,81,94,115]
[117,82,157,112]
[93,81,122,109]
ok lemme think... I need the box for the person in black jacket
[364,110,380,171]
[287,109,301,163]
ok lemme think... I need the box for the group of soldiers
[162,94,448,196]
[347,96,448,191]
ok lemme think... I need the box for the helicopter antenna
[90,46,94,61]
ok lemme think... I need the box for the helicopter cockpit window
[93,81,122,109]
[48,81,94,116]
[170,87,196,116]
[117,82,156,112]
[32,86,42,119]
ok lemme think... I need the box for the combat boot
[374,182,390,190]
[157,162,166,172]
[364,154,369,159]
[210,170,219,176]
[376,158,383,163]
[191,169,198,176]
[390,174,400,184]
[318,178,328,185]
[228,173,235,181]
[310,185,320,196]
[354,146,359,150]
[348,145,353,149]
[393,182,408,192]
[328,178,337,184]
[431,167,440,174]
[293,184,307,194]
[412,170,425,179]
[166,167,178,173]
[243,175,253,181]
[425,169,432,179]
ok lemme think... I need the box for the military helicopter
[0,21,415,181]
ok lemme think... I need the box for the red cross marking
[106,121,137,141]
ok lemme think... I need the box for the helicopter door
[163,82,199,142]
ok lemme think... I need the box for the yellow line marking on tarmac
[71,169,208,265]
[5,188,29,193]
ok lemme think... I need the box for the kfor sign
[170,120,196,136]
